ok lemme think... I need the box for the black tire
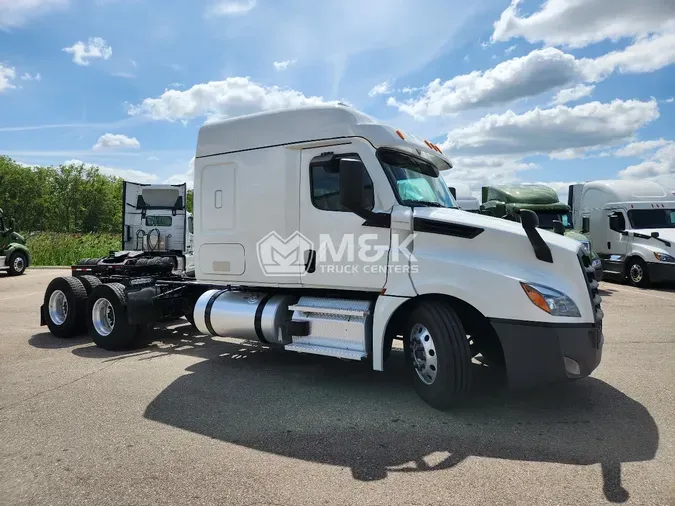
[626,257,650,288]
[403,300,473,410]
[185,310,196,328]
[86,258,101,265]
[86,283,141,351]
[76,258,90,266]
[77,275,102,295]
[7,251,28,276]
[43,276,88,338]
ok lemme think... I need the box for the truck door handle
[607,242,611,249]
[304,249,316,273]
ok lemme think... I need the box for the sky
[1,0,674,202]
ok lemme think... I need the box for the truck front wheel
[8,251,27,276]
[626,257,650,288]
[86,283,140,351]
[403,301,473,410]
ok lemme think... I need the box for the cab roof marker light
[396,130,405,140]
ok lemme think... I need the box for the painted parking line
[606,284,675,302]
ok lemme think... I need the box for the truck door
[607,209,629,257]
[299,143,390,291]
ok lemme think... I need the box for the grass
[26,232,120,266]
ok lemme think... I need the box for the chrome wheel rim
[92,298,115,337]
[630,263,643,283]
[409,323,438,385]
[13,256,25,272]
[48,290,68,325]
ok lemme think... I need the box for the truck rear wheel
[403,301,473,410]
[43,276,88,338]
[8,251,27,276]
[86,283,140,351]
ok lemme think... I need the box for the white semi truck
[569,179,675,288]
[39,105,603,409]
[441,178,480,212]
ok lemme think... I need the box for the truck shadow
[67,322,660,504]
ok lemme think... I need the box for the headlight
[654,252,675,262]
[579,240,591,254]
[592,258,602,268]
[520,282,581,317]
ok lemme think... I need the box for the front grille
[578,249,603,323]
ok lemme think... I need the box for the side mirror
[339,158,366,215]
[552,220,565,235]
[651,231,660,238]
[520,209,539,229]
[609,213,624,232]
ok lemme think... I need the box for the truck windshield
[535,212,573,229]
[377,149,457,208]
[628,209,675,229]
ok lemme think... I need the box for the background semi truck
[39,105,603,410]
[480,184,604,281]
[0,208,30,276]
[569,179,675,288]
[441,177,480,212]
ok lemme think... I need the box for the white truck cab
[41,104,604,410]
[441,177,480,212]
[122,181,194,273]
[569,180,675,287]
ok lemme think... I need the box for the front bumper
[490,318,603,390]
[647,261,675,283]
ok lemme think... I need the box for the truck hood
[414,207,581,254]
[628,228,675,252]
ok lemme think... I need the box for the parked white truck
[39,105,603,409]
[569,179,675,288]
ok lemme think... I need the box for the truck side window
[310,154,374,212]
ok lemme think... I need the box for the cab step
[286,296,373,360]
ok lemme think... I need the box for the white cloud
[368,80,393,97]
[667,98,675,104]
[491,0,675,48]
[619,143,675,180]
[62,159,157,183]
[580,31,675,81]
[146,155,159,161]
[0,64,16,92]
[442,155,538,194]
[127,76,338,122]
[0,0,68,30]
[20,72,41,81]
[206,0,256,16]
[93,133,141,151]
[166,157,195,188]
[552,84,594,105]
[273,59,297,71]
[390,31,675,118]
[441,99,660,157]
[615,139,671,157]
[505,45,517,54]
[62,37,112,66]
[387,48,581,117]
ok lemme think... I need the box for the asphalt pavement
[0,269,673,505]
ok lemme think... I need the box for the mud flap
[40,304,46,326]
